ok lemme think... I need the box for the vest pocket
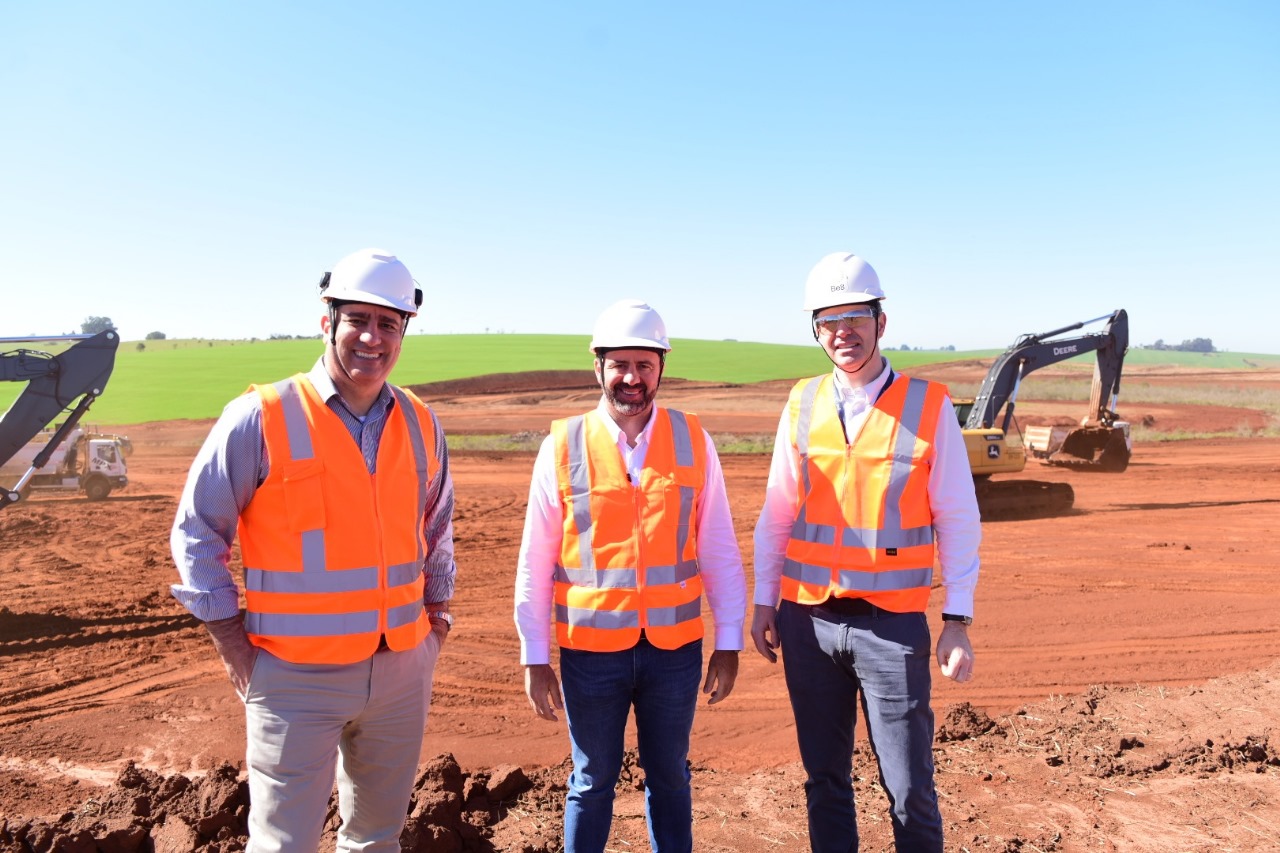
[281,458,327,532]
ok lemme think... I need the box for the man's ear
[320,314,332,335]
[876,312,887,341]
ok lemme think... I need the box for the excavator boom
[0,330,120,508]
[965,310,1128,430]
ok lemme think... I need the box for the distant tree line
[1144,338,1217,353]
[81,316,115,334]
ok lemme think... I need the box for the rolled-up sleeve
[169,393,265,622]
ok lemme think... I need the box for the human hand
[428,615,451,647]
[936,621,974,683]
[524,664,564,722]
[204,613,258,700]
[750,604,780,663]
[702,650,740,705]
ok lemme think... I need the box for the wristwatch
[942,613,973,626]
[427,610,454,629]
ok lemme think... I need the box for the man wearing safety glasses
[750,252,982,852]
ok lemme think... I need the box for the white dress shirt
[752,359,980,618]
[514,398,748,665]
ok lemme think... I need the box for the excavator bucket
[1027,424,1131,473]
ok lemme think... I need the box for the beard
[603,380,657,417]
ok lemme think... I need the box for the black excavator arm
[0,330,120,508]
[964,309,1129,436]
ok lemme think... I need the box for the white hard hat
[320,248,422,317]
[589,299,671,352]
[803,252,885,312]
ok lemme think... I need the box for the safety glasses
[813,307,877,336]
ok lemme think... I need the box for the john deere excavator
[0,329,126,510]
[955,309,1130,519]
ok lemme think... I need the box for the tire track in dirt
[0,649,206,725]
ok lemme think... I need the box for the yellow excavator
[954,309,1130,519]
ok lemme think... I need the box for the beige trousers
[243,633,442,852]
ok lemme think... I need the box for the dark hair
[594,347,668,366]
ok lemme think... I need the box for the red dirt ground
[1,365,1278,851]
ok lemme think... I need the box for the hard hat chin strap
[594,350,666,394]
[325,299,411,343]
[328,302,340,347]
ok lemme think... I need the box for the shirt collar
[831,357,893,403]
[594,396,658,445]
[309,357,394,416]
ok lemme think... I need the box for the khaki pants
[243,634,442,852]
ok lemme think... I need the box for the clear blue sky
[3,2,1276,353]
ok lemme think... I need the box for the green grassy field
[1,334,1277,427]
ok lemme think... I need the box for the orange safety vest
[781,372,947,613]
[551,407,707,652]
[239,375,440,664]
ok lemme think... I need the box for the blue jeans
[559,637,703,853]
[778,600,942,853]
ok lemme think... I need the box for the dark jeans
[778,600,943,853]
[559,637,703,853]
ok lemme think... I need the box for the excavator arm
[0,330,120,508]
[965,309,1129,434]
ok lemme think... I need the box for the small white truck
[0,426,130,501]
[1,330,127,508]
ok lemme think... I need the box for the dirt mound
[7,667,1278,852]
[409,371,719,399]
[410,371,598,397]
[0,754,541,853]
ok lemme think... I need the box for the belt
[814,596,879,617]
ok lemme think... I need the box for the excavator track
[974,478,1075,521]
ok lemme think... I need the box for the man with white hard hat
[514,299,747,852]
[171,248,457,851]
[751,253,981,852]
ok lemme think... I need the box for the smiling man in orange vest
[514,299,747,853]
[752,253,981,852]
[170,248,456,852]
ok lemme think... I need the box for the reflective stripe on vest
[239,375,437,663]
[552,408,706,652]
[782,373,944,612]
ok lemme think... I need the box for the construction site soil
[2,363,1278,852]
